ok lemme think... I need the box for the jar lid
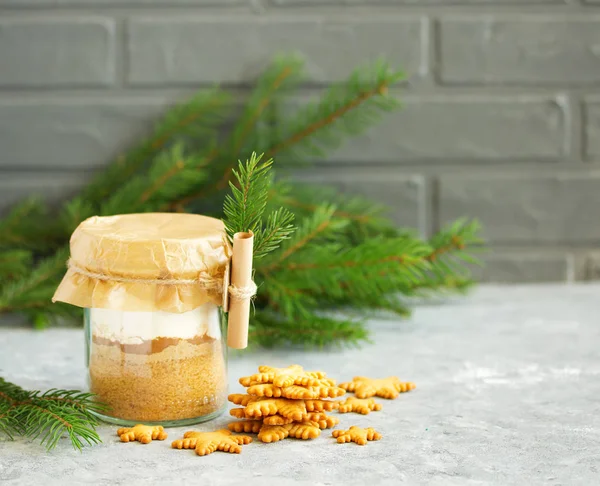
[52,213,232,313]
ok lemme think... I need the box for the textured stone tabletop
[1,284,599,485]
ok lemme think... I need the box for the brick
[300,96,565,162]
[293,170,427,233]
[583,99,600,158]
[439,173,600,244]
[440,18,600,85]
[0,19,115,87]
[0,100,169,170]
[470,252,571,283]
[128,17,423,85]
[0,172,91,215]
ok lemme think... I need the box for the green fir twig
[223,153,296,259]
[0,377,107,451]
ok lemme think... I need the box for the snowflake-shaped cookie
[228,420,321,443]
[171,429,252,456]
[332,426,382,446]
[338,397,383,415]
[306,412,340,429]
[230,396,309,421]
[339,376,415,399]
[246,383,345,400]
[259,412,338,428]
[239,365,329,388]
[304,399,340,412]
[116,424,167,444]
[262,414,294,426]
[228,393,258,407]
[227,420,263,434]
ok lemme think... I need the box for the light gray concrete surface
[0,284,599,485]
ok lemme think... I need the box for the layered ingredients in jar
[88,303,227,423]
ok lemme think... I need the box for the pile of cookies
[115,364,416,455]
[226,365,345,443]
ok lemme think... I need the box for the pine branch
[353,223,481,295]
[228,55,305,160]
[257,232,433,321]
[400,275,475,297]
[0,378,106,451]
[265,58,403,162]
[169,56,305,209]
[254,207,296,259]
[81,89,232,207]
[100,143,212,216]
[223,153,296,259]
[0,402,16,439]
[259,204,347,273]
[268,182,399,242]
[0,247,68,314]
[0,249,33,283]
[0,198,63,251]
[255,213,484,323]
[250,310,369,348]
[172,58,402,210]
[96,91,231,216]
[223,153,273,240]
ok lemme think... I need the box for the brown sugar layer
[92,333,215,355]
[89,339,227,422]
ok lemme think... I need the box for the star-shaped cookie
[116,424,167,444]
[332,426,382,446]
[228,420,322,443]
[246,383,345,400]
[228,393,259,407]
[171,429,252,456]
[262,414,294,426]
[287,421,321,441]
[306,412,340,429]
[241,397,309,421]
[338,397,383,415]
[304,399,339,412]
[255,423,289,443]
[229,411,337,429]
[233,421,322,443]
[258,422,321,443]
[339,376,415,399]
[239,365,329,388]
[229,407,247,419]
[227,420,263,434]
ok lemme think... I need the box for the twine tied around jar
[65,259,257,300]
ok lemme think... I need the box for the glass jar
[52,213,240,427]
[84,304,228,426]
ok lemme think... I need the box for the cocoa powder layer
[89,339,227,422]
[92,333,214,355]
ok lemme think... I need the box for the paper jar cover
[52,213,232,313]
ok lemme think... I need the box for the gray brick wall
[0,1,599,284]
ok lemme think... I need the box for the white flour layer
[90,303,221,344]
